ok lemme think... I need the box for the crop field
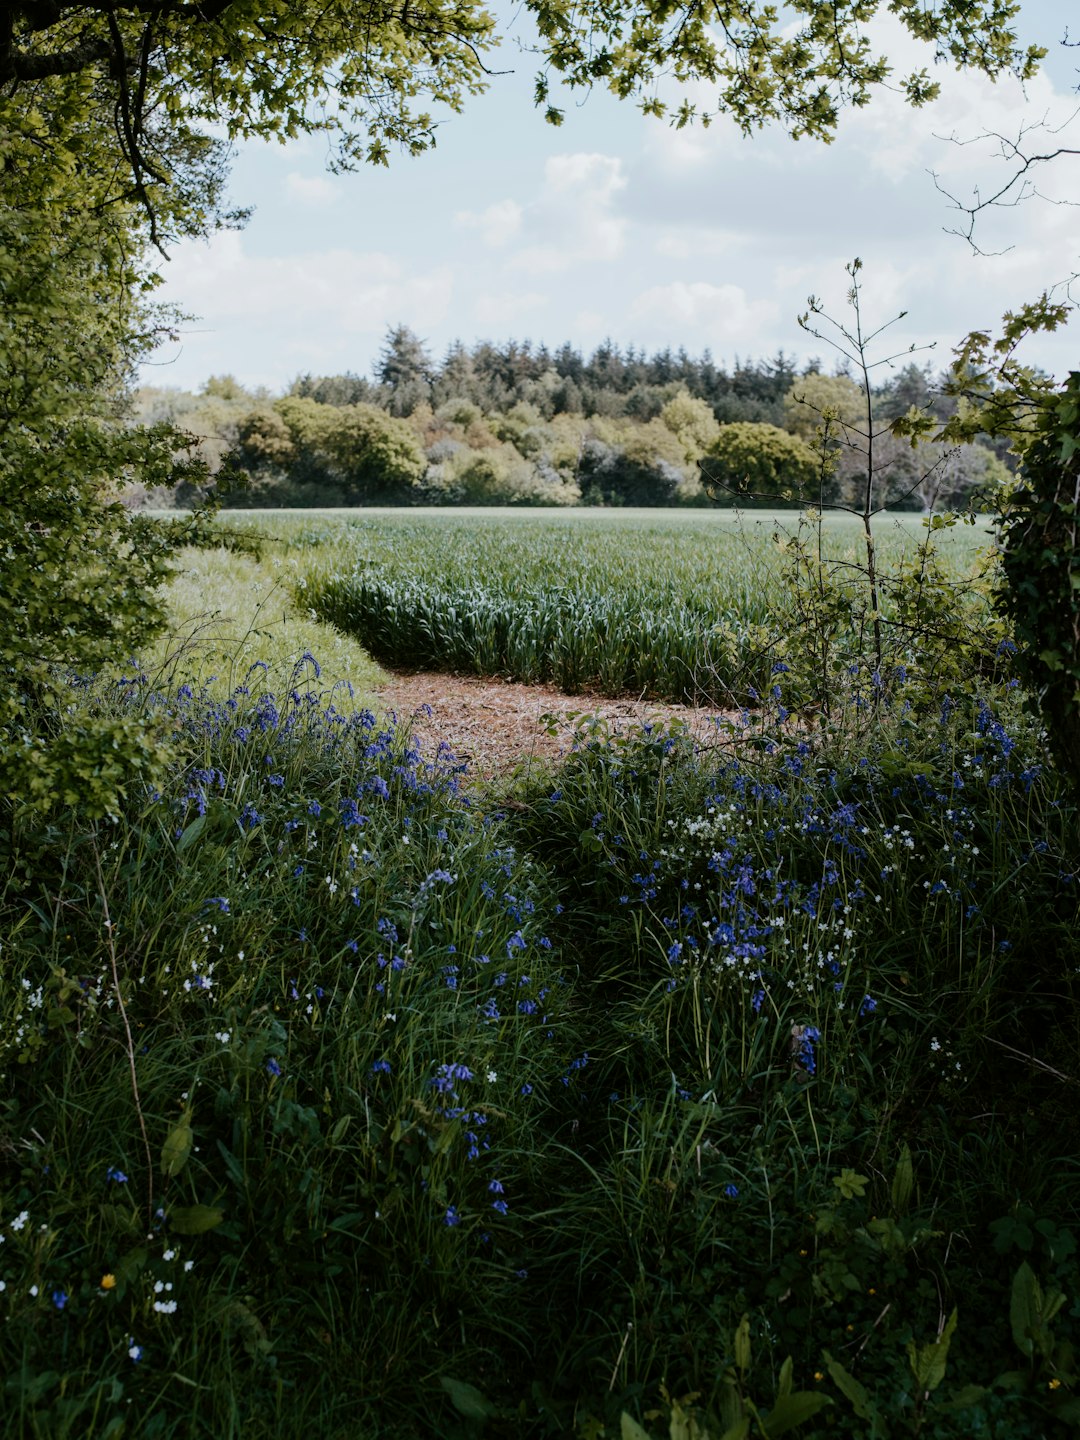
[229,508,993,702]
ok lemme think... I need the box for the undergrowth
[2,655,1078,1437]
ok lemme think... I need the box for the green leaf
[161,1107,194,1177]
[115,1246,149,1283]
[932,1384,987,1413]
[1011,1262,1041,1357]
[440,1376,496,1421]
[717,1422,750,1440]
[907,1308,958,1393]
[823,1353,876,1423]
[176,814,207,853]
[832,1168,869,1200]
[777,1355,793,1398]
[890,1143,913,1215]
[169,1204,225,1235]
[620,1415,652,1440]
[734,1313,752,1373]
[759,1392,832,1436]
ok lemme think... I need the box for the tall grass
[3,648,1078,1437]
[275,510,992,702]
[148,543,385,701]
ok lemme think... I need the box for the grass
[225,508,994,705]
[2,509,1077,1439]
[147,544,386,702]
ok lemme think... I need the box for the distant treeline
[289,327,943,428]
[131,327,1008,512]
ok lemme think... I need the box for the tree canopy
[3,0,1044,247]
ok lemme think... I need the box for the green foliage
[782,373,866,443]
[997,373,1080,782]
[0,202,208,816]
[701,424,821,506]
[4,656,1079,1436]
[528,0,1040,136]
[894,303,1080,779]
[232,397,428,503]
[3,0,1042,239]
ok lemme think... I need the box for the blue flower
[859,995,877,1017]
[52,1290,68,1310]
[266,1058,282,1077]
[444,1206,461,1227]
[488,1179,504,1194]
[796,1026,821,1076]
[370,1059,391,1075]
[724,1184,739,1199]
[106,1166,128,1184]
[492,1199,509,1215]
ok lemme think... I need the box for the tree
[0,0,1062,814]
[272,397,428,501]
[377,325,435,389]
[659,390,721,462]
[0,202,204,813]
[701,423,820,506]
[782,373,866,442]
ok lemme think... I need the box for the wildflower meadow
[2,510,1078,1439]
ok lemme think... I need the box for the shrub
[701,422,820,504]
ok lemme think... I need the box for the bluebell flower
[266,1058,282,1077]
[52,1290,67,1310]
[370,1059,391,1075]
[444,1206,461,1227]
[724,1184,739,1199]
[106,1166,128,1184]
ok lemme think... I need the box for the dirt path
[374,669,740,781]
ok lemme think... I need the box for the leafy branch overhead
[2,0,1045,243]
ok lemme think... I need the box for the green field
[226,508,994,703]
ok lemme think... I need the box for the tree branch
[930,108,1080,255]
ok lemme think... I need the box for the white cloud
[629,281,780,343]
[284,172,340,207]
[453,199,523,247]
[508,152,628,273]
[472,290,547,327]
[654,228,741,261]
[156,231,453,385]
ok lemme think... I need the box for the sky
[142,0,1080,394]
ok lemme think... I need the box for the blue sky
[143,0,1079,393]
